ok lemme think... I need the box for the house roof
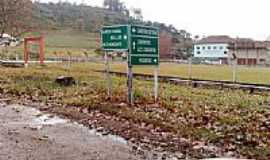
[195,35,235,44]
[196,35,269,49]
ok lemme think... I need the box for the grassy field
[0,62,269,159]
[0,29,100,59]
[43,29,100,56]
[96,62,270,84]
[0,29,269,85]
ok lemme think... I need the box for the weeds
[0,63,269,159]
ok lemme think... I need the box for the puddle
[33,114,67,125]
[7,105,186,159]
[5,105,238,160]
[74,122,128,145]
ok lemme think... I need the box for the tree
[0,0,33,37]
[131,8,143,21]
[103,0,126,13]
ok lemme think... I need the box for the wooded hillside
[32,1,193,58]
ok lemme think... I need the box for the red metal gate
[24,36,45,66]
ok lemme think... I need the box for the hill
[0,1,193,59]
[33,2,130,32]
[32,2,193,59]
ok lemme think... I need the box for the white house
[0,34,20,47]
[193,36,233,64]
[193,36,270,65]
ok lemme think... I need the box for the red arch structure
[24,36,45,66]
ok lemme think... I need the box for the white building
[193,36,233,64]
[0,34,20,47]
[193,36,270,65]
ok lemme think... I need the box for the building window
[197,51,201,54]
[202,46,205,50]
[224,51,227,54]
[196,46,200,50]
[213,46,217,50]
[220,46,224,50]
[208,46,211,50]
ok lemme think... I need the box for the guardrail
[94,70,270,94]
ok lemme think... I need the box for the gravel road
[0,104,140,160]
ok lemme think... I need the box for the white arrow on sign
[133,42,136,49]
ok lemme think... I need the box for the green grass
[0,62,269,159]
[98,62,270,84]
[0,29,100,58]
[1,28,269,85]
[44,29,99,56]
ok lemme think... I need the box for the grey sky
[40,0,270,40]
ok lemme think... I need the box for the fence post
[188,56,193,79]
[233,59,237,83]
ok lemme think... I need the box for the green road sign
[130,25,159,37]
[101,25,159,66]
[129,26,159,66]
[101,25,129,51]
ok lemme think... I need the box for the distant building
[0,33,20,47]
[194,36,233,64]
[228,39,270,65]
[193,35,270,65]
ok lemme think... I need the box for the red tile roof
[195,35,235,44]
[196,36,268,49]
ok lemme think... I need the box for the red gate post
[39,36,45,65]
[24,39,29,67]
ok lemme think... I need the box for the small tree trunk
[0,30,4,38]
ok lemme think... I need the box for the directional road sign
[101,25,159,66]
[101,25,129,51]
[129,25,159,66]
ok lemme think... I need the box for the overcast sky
[39,0,270,40]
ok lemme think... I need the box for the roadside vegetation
[98,62,270,84]
[0,62,269,159]
[0,29,100,59]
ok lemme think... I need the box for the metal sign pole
[101,25,159,104]
[154,66,159,102]
[105,51,112,97]
[127,65,133,105]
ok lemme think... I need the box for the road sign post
[127,66,133,105]
[101,25,129,98]
[129,25,159,104]
[105,51,112,97]
[101,25,159,104]
[154,66,159,102]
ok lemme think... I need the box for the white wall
[194,43,229,58]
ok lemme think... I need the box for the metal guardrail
[94,70,270,93]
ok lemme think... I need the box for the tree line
[0,0,32,37]
[0,0,193,58]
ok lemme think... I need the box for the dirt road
[0,103,140,160]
